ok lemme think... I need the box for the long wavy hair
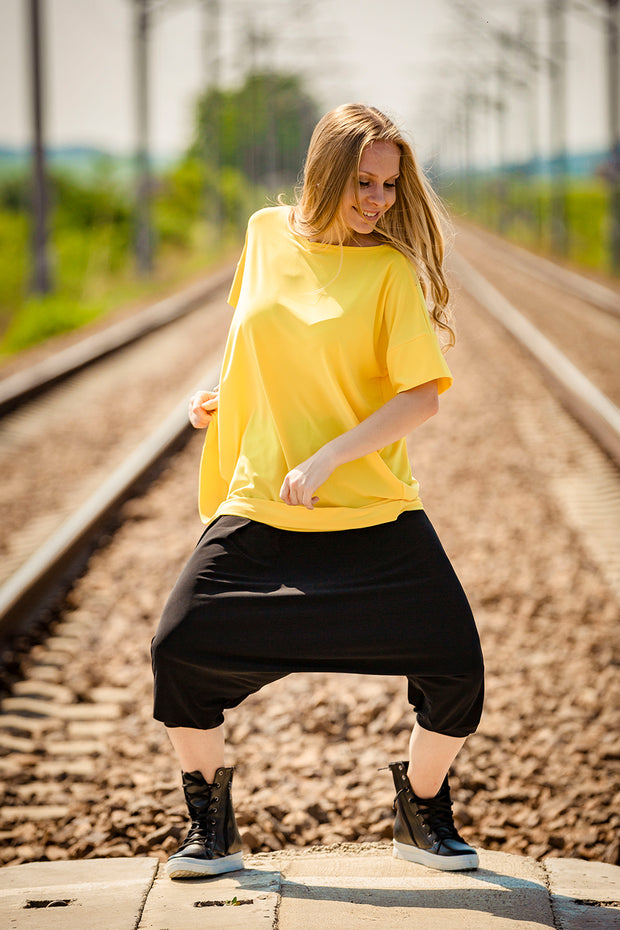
[288,104,455,347]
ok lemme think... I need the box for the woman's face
[340,141,400,239]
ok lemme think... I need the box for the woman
[152,104,484,880]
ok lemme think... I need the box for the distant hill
[0,146,29,169]
[0,145,176,180]
[515,149,611,178]
[434,148,612,180]
[1,143,612,183]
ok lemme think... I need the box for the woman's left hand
[279,446,337,510]
[279,382,439,509]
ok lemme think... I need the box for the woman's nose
[367,185,386,206]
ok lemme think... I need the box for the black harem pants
[151,511,484,738]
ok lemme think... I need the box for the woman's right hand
[188,388,219,429]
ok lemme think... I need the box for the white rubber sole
[393,839,478,871]
[166,851,244,879]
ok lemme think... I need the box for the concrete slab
[268,847,556,929]
[2,846,619,929]
[544,857,620,929]
[137,865,280,929]
[0,857,158,930]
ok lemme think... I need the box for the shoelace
[396,787,459,841]
[180,779,221,850]
[180,815,217,849]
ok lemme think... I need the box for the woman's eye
[358,180,396,189]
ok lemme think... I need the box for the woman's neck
[341,233,383,247]
[289,208,382,248]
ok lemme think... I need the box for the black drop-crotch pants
[151,510,484,737]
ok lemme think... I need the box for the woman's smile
[341,140,400,239]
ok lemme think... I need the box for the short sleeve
[383,256,453,396]
[227,227,249,309]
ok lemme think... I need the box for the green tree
[192,71,319,189]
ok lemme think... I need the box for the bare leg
[166,724,225,783]
[408,721,466,798]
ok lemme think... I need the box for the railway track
[454,224,620,407]
[2,226,618,649]
[0,269,234,647]
[0,229,618,869]
[0,265,234,418]
[456,221,620,320]
[451,252,620,467]
[452,224,620,601]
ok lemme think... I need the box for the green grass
[442,176,617,277]
[0,159,261,358]
[0,229,238,357]
[0,211,29,314]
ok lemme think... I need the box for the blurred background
[0,2,619,874]
[0,0,618,357]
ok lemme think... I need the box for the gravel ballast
[1,279,618,869]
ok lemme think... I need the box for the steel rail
[453,251,620,468]
[2,252,618,647]
[0,266,234,418]
[0,361,221,645]
[457,226,620,319]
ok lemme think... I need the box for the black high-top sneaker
[166,767,244,879]
[389,760,478,871]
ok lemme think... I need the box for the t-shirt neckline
[285,214,392,252]
[290,231,392,252]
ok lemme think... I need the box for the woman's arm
[279,380,439,510]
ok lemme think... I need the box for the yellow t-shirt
[198,206,452,531]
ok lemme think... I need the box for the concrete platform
[1,844,619,929]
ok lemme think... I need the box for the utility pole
[522,7,544,246]
[202,0,220,92]
[480,90,495,227]
[607,0,620,273]
[28,0,52,294]
[243,17,278,191]
[548,0,569,256]
[495,60,509,233]
[134,0,153,275]
[462,84,475,214]
[201,0,222,236]
[245,20,259,187]
[521,10,542,177]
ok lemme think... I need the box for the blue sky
[0,0,610,166]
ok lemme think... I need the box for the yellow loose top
[198,206,452,531]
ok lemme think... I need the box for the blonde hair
[288,104,455,347]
